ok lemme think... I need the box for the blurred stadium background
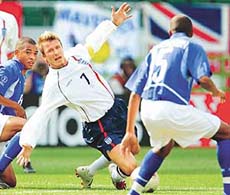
[0,0,229,148]
[0,1,230,195]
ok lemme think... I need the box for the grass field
[0,146,223,195]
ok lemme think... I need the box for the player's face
[42,39,67,69]
[16,43,38,71]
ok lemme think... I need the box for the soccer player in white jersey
[0,10,18,64]
[13,2,138,189]
[121,14,230,195]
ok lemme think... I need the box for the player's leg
[107,143,137,176]
[0,133,21,175]
[0,116,25,142]
[211,121,230,195]
[107,143,137,190]
[1,116,36,174]
[128,140,174,195]
[0,116,25,176]
[75,155,110,188]
[0,164,16,188]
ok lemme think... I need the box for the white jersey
[20,39,116,147]
[43,44,114,122]
[0,11,18,64]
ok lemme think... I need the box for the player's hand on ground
[212,89,226,103]
[16,144,33,167]
[121,132,140,155]
[111,2,132,26]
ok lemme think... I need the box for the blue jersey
[0,59,25,115]
[25,70,45,95]
[126,33,211,105]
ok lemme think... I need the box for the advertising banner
[23,92,230,147]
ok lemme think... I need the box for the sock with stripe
[0,133,22,173]
[217,140,230,195]
[109,163,127,182]
[129,150,164,195]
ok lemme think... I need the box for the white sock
[132,181,145,193]
[110,164,126,181]
[88,155,110,175]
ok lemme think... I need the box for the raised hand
[111,2,132,26]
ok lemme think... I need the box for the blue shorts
[83,98,127,160]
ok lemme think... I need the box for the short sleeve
[125,53,151,95]
[187,43,212,83]
[0,66,14,95]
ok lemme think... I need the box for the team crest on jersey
[104,136,112,145]
[0,74,8,86]
[72,56,92,67]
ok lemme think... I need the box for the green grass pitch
[1,146,222,195]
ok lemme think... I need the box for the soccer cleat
[108,163,126,190]
[75,166,93,188]
[23,161,36,173]
[0,178,10,189]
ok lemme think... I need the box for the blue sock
[129,150,164,195]
[0,133,22,173]
[217,140,230,195]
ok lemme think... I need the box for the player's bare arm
[199,76,226,103]
[0,95,26,118]
[121,92,140,155]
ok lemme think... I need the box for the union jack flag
[142,2,230,54]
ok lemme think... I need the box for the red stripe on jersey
[91,68,114,99]
[71,56,114,99]
[71,56,80,62]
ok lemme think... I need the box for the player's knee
[213,122,230,140]
[17,118,27,129]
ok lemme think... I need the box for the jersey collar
[13,58,24,71]
[170,32,188,39]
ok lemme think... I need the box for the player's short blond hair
[38,31,62,55]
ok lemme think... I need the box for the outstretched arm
[85,2,132,57]
[121,92,140,155]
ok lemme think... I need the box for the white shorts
[0,113,10,153]
[0,113,10,138]
[141,100,220,150]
